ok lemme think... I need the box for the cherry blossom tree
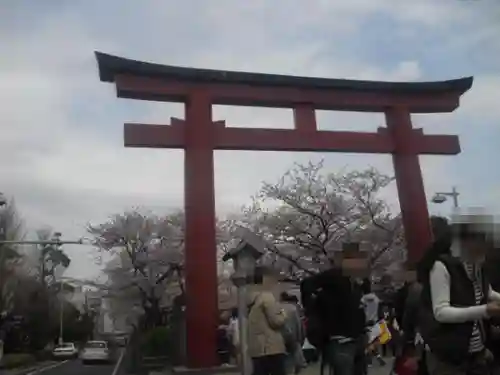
[88,210,185,328]
[222,161,404,280]
[88,209,236,328]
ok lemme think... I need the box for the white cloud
[1,0,499,279]
[460,75,500,122]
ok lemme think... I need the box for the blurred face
[341,258,369,278]
[461,236,488,262]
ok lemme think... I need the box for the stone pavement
[158,357,395,375]
[301,358,394,375]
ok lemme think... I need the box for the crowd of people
[217,214,500,375]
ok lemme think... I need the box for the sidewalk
[302,358,394,375]
[1,360,56,375]
[152,357,395,375]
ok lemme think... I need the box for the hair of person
[416,239,451,283]
[361,278,371,294]
[430,216,452,243]
[416,216,453,283]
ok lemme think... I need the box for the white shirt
[430,260,500,323]
[361,292,380,323]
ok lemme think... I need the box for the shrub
[141,326,171,357]
[33,350,52,361]
[0,353,37,369]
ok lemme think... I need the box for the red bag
[392,354,418,375]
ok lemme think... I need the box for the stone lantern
[222,227,266,375]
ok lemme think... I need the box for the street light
[0,193,6,207]
[432,186,460,208]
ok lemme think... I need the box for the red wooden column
[184,91,218,368]
[293,104,317,133]
[385,107,433,265]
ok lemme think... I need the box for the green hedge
[0,353,37,369]
[141,326,171,357]
[33,350,52,361]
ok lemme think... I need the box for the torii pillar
[95,52,472,368]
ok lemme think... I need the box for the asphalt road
[29,359,117,375]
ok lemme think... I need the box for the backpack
[394,283,410,326]
[281,317,297,354]
[303,312,325,349]
[301,269,367,349]
[300,277,328,349]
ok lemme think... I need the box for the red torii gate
[95,52,472,368]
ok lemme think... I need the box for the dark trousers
[217,350,230,364]
[252,354,286,375]
[382,341,397,357]
[426,350,494,375]
[354,335,368,375]
[324,340,357,375]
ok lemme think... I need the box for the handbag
[281,323,297,354]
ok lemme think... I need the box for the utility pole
[0,192,85,347]
[52,232,65,346]
[0,235,85,346]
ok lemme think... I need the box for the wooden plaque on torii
[95,52,472,368]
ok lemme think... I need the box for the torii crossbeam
[95,51,472,369]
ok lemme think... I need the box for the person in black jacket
[300,266,365,375]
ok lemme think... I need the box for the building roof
[95,52,473,95]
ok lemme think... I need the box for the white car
[80,341,112,364]
[52,343,78,359]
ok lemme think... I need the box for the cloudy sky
[2,0,499,280]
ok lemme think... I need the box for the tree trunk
[144,297,162,329]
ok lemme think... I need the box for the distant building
[100,297,115,334]
[86,290,103,310]
[84,290,105,336]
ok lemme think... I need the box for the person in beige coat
[248,266,288,375]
